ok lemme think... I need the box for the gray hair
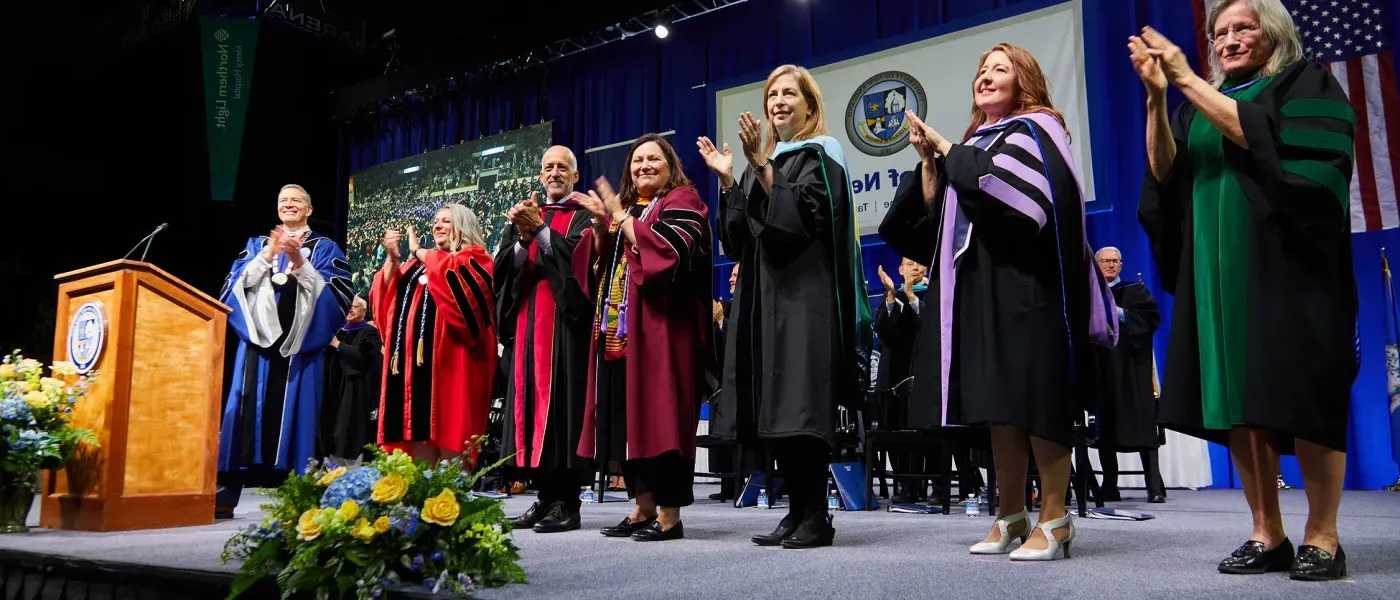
[1205,0,1303,87]
[279,184,312,206]
[440,203,487,252]
[351,296,368,310]
[541,145,578,172]
[1096,246,1122,259]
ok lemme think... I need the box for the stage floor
[2,487,1396,599]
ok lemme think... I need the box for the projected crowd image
[345,123,553,296]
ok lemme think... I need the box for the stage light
[655,24,669,39]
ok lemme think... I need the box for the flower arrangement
[0,351,98,494]
[222,441,525,599]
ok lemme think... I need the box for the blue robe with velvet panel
[217,232,352,474]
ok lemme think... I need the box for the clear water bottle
[978,486,988,509]
[827,487,840,510]
[581,487,596,503]
[757,488,769,509]
[965,493,981,517]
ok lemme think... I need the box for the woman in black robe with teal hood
[700,64,873,550]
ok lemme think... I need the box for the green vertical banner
[199,17,259,201]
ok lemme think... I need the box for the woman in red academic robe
[573,133,713,542]
[371,203,497,463]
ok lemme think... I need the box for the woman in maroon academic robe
[573,133,712,542]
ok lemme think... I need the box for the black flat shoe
[509,501,544,530]
[631,520,683,541]
[532,502,581,533]
[1290,545,1347,581]
[751,513,801,546]
[1219,538,1295,574]
[601,516,655,538]
[1148,494,1166,504]
[780,514,835,549]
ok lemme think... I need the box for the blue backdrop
[340,0,1400,489]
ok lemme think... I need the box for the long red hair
[961,43,1067,141]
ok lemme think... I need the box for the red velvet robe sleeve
[369,260,410,345]
[422,246,495,346]
[627,187,712,287]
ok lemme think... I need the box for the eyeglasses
[1097,258,1121,264]
[1210,22,1260,45]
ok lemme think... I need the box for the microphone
[122,223,170,262]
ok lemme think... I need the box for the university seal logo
[67,301,107,374]
[845,71,927,157]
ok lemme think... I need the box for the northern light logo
[200,17,259,201]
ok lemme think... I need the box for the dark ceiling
[333,0,682,68]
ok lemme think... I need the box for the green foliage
[222,437,524,599]
[0,351,99,492]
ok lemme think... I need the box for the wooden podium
[43,260,230,531]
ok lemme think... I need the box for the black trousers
[774,437,831,518]
[894,446,985,499]
[622,451,695,508]
[216,467,286,509]
[530,467,587,510]
[1100,449,1166,497]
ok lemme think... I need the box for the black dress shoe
[751,512,801,546]
[1290,545,1347,581]
[1148,493,1166,503]
[215,506,235,520]
[1219,538,1295,574]
[532,502,581,533]
[631,520,684,541]
[1097,489,1122,502]
[780,513,835,549]
[601,516,655,538]
[508,501,545,530]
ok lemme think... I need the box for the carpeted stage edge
[1,487,1397,600]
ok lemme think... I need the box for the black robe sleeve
[943,120,1057,239]
[719,185,752,262]
[1137,103,1195,296]
[1116,285,1160,358]
[492,222,523,343]
[738,151,831,264]
[1231,60,1357,241]
[336,326,384,376]
[879,161,943,265]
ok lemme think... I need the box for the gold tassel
[391,351,400,375]
[416,339,424,366]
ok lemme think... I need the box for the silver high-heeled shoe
[969,509,1030,554]
[1009,512,1075,561]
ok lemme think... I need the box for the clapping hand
[906,111,950,158]
[1136,27,1194,88]
[737,112,766,169]
[382,228,402,262]
[591,177,625,222]
[281,229,305,269]
[697,136,735,186]
[406,225,421,256]
[1128,34,1168,97]
[263,227,286,262]
[878,265,897,295]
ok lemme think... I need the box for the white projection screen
[713,0,1095,236]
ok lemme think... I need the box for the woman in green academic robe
[1133,0,1358,581]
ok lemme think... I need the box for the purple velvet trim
[937,181,960,428]
[977,173,1048,230]
[1001,132,1043,161]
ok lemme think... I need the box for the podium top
[56,260,230,314]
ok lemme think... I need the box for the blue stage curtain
[339,0,1400,489]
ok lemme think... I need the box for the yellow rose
[373,516,391,534]
[350,517,378,542]
[22,381,39,393]
[39,377,66,395]
[23,391,50,408]
[49,362,79,384]
[338,499,360,521]
[421,489,461,527]
[370,473,408,504]
[296,509,323,541]
[317,466,347,486]
[0,364,16,381]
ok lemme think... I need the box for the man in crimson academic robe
[495,146,597,533]
[1092,247,1165,503]
[216,184,352,518]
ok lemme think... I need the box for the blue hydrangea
[390,506,420,536]
[10,429,51,452]
[319,466,380,508]
[1,398,34,424]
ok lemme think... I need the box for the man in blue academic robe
[215,184,352,517]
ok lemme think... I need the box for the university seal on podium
[845,70,927,157]
[67,301,107,374]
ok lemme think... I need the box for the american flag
[1193,0,1400,232]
